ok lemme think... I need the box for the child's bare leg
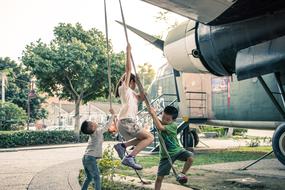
[155,176,164,190]
[182,157,193,174]
[129,129,154,156]
[124,138,140,147]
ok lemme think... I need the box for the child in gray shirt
[80,108,115,190]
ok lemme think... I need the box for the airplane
[117,0,285,167]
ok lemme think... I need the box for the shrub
[200,125,227,137]
[200,125,248,137]
[0,130,89,148]
[0,102,27,131]
[79,147,151,190]
[0,129,117,148]
[233,128,248,136]
[247,137,261,147]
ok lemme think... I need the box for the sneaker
[122,156,143,170]
[114,143,126,160]
[176,173,188,184]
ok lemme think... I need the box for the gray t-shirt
[84,115,114,158]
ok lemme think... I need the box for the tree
[154,11,184,39]
[0,102,27,130]
[0,57,48,123]
[138,63,156,91]
[22,23,125,135]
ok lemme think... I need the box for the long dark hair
[115,73,136,98]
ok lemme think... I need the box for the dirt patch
[138,167,285,190]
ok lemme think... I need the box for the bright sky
[0,0,186,71]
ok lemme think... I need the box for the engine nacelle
[164,11,285,80]
[164,21,208,74]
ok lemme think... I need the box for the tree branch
[83,89,96,99]
[65,75,79,97]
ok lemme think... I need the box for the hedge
[0,130,114,148]
[200,125,248,137]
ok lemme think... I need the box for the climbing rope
[103,0,116,182]
[118,0,180,181]
[104,0,112,109]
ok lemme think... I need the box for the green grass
[135,146,274,168]
[79,146,275,189]
[115,146,274,176]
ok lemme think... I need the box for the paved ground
[0,141,193,190]
[194,158,285,179]
[246,129,274,137]
[0,145,86,190]
[0,136,279,190]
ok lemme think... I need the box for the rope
[104,0,112,109]
[104,0,115,183]
[118,0,179,179]
[118,0,150,109]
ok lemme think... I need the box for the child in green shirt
[149,106,194,190]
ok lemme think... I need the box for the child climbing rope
[149,106,194,189]
[114,44,154,170]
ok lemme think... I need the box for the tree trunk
[74,98,81,141]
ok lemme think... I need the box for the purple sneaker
[122,156,143,170]
[114,143,126,160]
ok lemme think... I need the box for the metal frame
[258,75,285,119]
[240,73,285,170]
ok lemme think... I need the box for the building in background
[36,97,121,130]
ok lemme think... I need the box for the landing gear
[272,123,285,165]
[258,73,285,166]
[180,128,199,148]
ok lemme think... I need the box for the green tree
[0,102,27,130]
[138,63,156,91]
[154,11,185,39]
[0,57,48,123]
[22,23,125,134]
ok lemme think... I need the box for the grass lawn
[116,146,274,176]
[79,146,275,190]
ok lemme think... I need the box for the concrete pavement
[0,141,194,190]
[0,145,86,190]
[194,158,285,179]
[0,137,280,190]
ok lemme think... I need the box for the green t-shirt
[159,122,183,159]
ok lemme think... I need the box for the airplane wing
[141,0,285,25]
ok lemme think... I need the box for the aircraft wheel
[272,123,285,166]
[180,129,199,148]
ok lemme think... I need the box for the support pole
[239,150,273,170]
[258,76,285,119]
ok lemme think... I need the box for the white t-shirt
[118,83,138,120]
[84,115,114,158]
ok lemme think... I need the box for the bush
[200,125,248,137]
[0,130,89,148]
[0,102,27,131]
[200,125,227,137]
[79,147,151,190]
[233,128,248,136]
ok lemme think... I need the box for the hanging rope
[118,0,179,179]
[104,0,112,109]
[118,0,151,110]
[104,0,116,183]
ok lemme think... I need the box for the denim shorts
[118,118,142,141]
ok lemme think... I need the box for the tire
[180,129,199,148]
[272,123,285,166]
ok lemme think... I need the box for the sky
[0,0,186,71]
